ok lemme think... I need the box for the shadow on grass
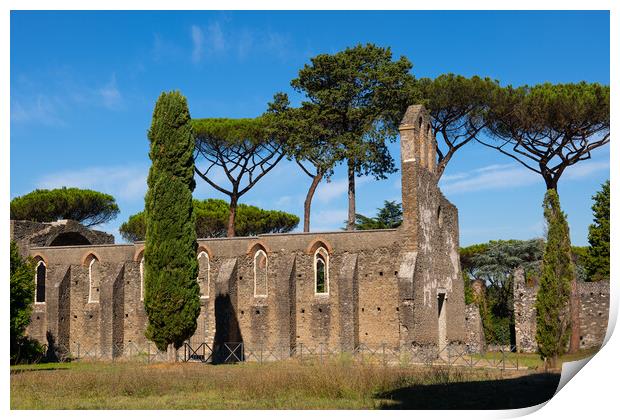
[10,365,71,374]
[377,373,560,410]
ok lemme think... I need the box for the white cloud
[440,159,609,195]
[36,165,148,202]
[98,74,122,110]
[189,21,291,63]
[206,22,226,53]
[564,159,610,180]
[309,209,348,232]
[441,164,539,195]
[315,176,371,203]
[275,195,293,207]
[11,95,65,126]
[191,25,204,63]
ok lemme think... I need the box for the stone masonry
[15,105,469,360]
[513,267,609,352]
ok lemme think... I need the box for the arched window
[254,249,268,297]
[139,256,145,301]
[197,251,210,298]
[87,255,100,303]
[35,260,46,304]
[314,247,329,295]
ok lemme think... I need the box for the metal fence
[41,341,527,370]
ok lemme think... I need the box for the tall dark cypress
[535,189,574,368]
[144,91,200,351]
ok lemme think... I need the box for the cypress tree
[143,91,200,352]
[586,180,610,282]
[535,190,574,368]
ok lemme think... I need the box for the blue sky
[10,10,610,246]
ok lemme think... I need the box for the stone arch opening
[84,254,101,303]
[34,258,46,304]
[253,249,268,297]
[198,250,210,298]
[314,247,329,295]
[49,231,91,246]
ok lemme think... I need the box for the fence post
[382,343,386,366]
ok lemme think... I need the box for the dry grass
[11,359,508,409]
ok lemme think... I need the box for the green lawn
[10,359,564,409]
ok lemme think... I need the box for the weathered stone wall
[513,267,539,353]
[464,304,485,353]
[513,267,609,352]
[577,281,610,349]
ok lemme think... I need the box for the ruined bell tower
[399,104,438,251]
[396,104,466,350]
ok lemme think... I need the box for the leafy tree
[482,82,610,191]
[268,93,341,232]
[120,199,299,242]
[193,117,286,237]
[144,91,200,353]
[291,43,414,230]
[351,200,403,230]
[460,239,544,345]
[10,187,120,227]
[586,180,610,282]
[412,74,501,179]
[10,241,37,363]
[536,190,574,368]
[571,245,589,283]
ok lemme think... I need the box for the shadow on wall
[49,232,91,246]
[376,372,560,409]
[213,294,244,364]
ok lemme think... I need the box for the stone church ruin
[11,104,608,360]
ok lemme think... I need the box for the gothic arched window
[197,251,210,298]
[35,260,46,304]
[86,255,100,303]
[254,249,268,297]
[314,247,329,295]
[139,256,145,301]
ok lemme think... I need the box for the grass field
[10,358,564,409]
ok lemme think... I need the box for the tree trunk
[569,275,581,353]
[167,344,178,362]
[227,195,238,237]
[304,173,322,232]
[346,159,356,231]
[544,175,558,191]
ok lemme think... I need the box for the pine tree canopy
[11,187,119,227]
[120,199,299,242]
